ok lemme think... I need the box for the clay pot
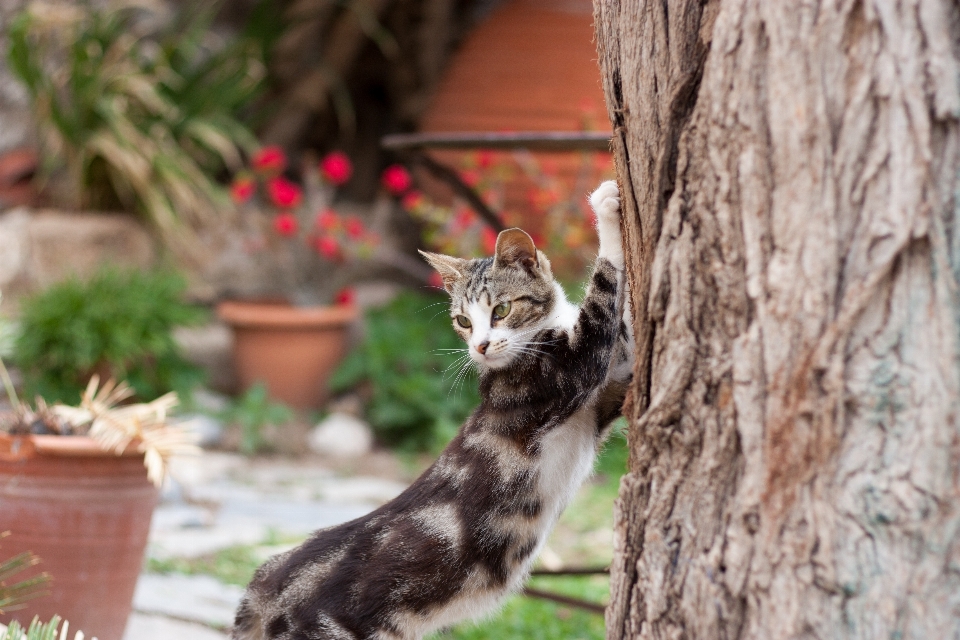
[217,300,358,409]
[418,0,612,242]
[0,147,37,208]
[0,433,158,640]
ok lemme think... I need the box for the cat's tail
[231,595,265,640]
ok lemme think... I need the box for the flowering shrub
[229,147,378,304]
[385,151,616,282]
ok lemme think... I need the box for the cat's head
[420,228,559,370]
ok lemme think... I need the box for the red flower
[252,146,286,175]
[461,170,480,187]
[268,177,303,209]
[381,164,412,195]
[401,190,425,211]
[230,176,255,204]
[452,208,474,231]
[477,150,495,169]
[315,235,341,260]
[320,151,353,185]
[481,227,498,254]
[273,212,299,236]
[345,216,366,239]
[334,288,356,306]
[316,208,339,231]
[428,272,444,289]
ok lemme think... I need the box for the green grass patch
[434,574,608,640]
[147,544,265,587]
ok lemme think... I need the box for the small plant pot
[0,433,159,640]
[217,300,358,409]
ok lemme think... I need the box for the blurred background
[0,1,623,638]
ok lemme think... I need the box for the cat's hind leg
[231,596,266,640]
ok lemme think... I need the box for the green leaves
[220,383,293,455]
[331,292,480,452]
[5,3,263,256]
[13,268,206,404]
[0,539,49,617]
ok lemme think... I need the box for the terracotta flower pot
[0,433,158,640]
[217,300,358,409]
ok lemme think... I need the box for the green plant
[13,268,206,405]
[220,383,293,455]
[0,615,88,640]
[7,1,263,255]
[331,292,480,452]
[0,534,48,617]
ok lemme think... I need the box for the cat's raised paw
[589,180,620,224]
[590,180,624,269]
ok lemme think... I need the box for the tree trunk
[594,1,960,638]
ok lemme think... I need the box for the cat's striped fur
[231,180,631,640]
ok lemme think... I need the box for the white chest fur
[535,403,599,520]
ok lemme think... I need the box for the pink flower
[315,235,341,260]
[481,227,498,254]
[252,146,286,175]
[428,272,444,289]
[268,177,303,209]
[230,176,255,204]
[401,190,425,211]
[273,212,299,236]
[316,209,339,231]
[345,216,366,239]
[334,288,356,306]
[320,151,353,185]
[381,164,412,195]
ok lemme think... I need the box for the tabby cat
[232,180,632,640]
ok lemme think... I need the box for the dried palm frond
[0,533,49,616]
[51,377,199,487]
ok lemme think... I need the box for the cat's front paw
[590,180,620,224]
[589,180,624,270]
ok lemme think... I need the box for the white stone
[308,412,374,458]
[132,574,243,629]
[124,613,228,640]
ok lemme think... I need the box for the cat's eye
[456,315,472,328]
[493,302,511,320]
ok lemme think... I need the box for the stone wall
[0,207,158,311]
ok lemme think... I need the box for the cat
[231,180,632,640]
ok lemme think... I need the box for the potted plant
[0,275,202,640]
[217,147,392,409]
[6,1,262,258]
[0,373,197,640]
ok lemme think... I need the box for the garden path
[124,452,409,640]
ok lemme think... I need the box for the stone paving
[123,452,408,640]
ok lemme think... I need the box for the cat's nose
[476,340,490,355]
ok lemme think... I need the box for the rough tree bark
[594,1,960,638]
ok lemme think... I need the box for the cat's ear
[419,250,467,293]
[494,228,539,273]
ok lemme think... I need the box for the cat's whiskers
[441,353,473,378]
